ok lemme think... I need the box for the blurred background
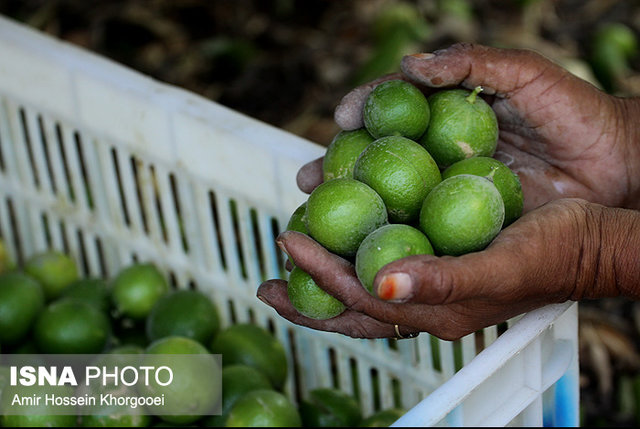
[0,0,639,426]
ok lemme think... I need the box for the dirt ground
[1,0,640,425]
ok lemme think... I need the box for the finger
[256,279,414,339]
[296,157,324,194]
[334,73,404,130]
[400,43,559,97]
[372,246,523,305]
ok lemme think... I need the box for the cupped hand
[299,43,640,212]
[258,198,626,340]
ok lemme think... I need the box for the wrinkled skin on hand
[258,43,640,340]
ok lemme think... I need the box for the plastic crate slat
[461,333,477,367]
[334,348,355,397]
[22,107,54,194]
[192,184,225,276]
[357,359,375,416]
[54,124,86,209]
[93,141,130,240]
[150,164,182,252]
[3,99,37,189]
[236,203,263,286]
[0,197,18,260]
[213,190,244,285]
[81,232,104,278]
[167,173,200,261]
[36,114,69,203]
[133,158,164,244]
[111,146,144,234]
[257,211,281,281]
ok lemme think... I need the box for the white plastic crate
[0,15,579,426]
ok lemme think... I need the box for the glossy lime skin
[287,266,345,320]
[419,174,504,256]
[355,224,433,293]
[442,156,523,226]
[226,389,302,428]
[305,178,388,258]
[354,135,442,223]
[0,272,45,345]
[33,297,111,354]
[145,289,221,345]
[210,323,288,391]
[286,201,308,234]
[323,129,375,181]
[141,336,221,425]
[24,250,79,301]
[419,89,498,168]
[110,263,169,320]
[299,387,362,427]
[363,79,430,140]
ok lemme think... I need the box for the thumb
[400,43,558,97]
[372,248,523,305]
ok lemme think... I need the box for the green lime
[419,174,504,256]
[61,277,111,313]
[286,202,309,235]
[210,323,287,391]
[285,202,309,267]
[203,364,274,426]
[33,297,111,354]
[355,224,433,293]
[146,289,221,345]
[287,266,345,320]
[442,156,523,226]
[299,387,362,427]
[0,383,77,427]
[140,336,221,425]
[419,87,498,168]
[353,135,441,223]
[24,250,79,301]
[111,263,169,320]
[225,389,301,427]
[360,408,405,426]
[0,272,45,345]
[590,23,638,92]
[323,129,375,181]
[363,80,430,140]
[305,178,388,258]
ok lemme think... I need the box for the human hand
[298,43,640,212]
[258,199,640,340]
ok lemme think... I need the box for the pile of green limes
[0,246,402,427]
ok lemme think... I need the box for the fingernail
[409,52,435,60]
[257,294,271,307]
[377,273,413,301]
[276,239,288,256]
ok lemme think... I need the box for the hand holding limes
[259,42,640,341]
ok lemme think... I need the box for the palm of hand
[492,71,635,211]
